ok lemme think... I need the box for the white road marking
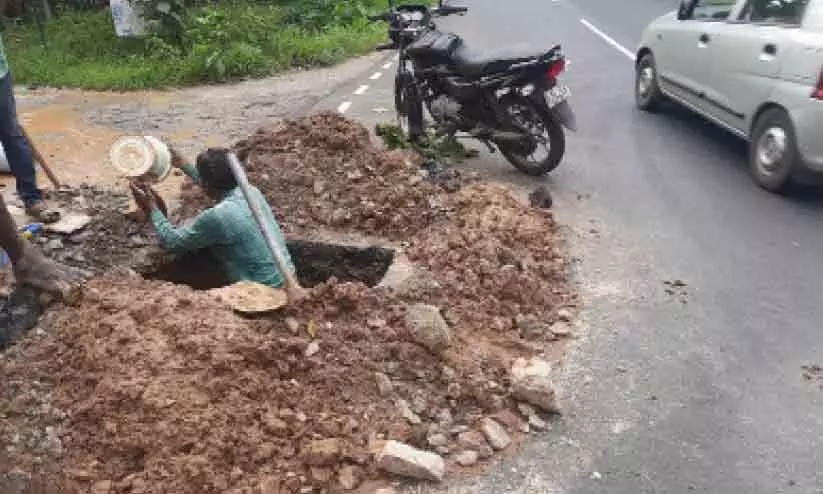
[382,61,393,69]
[354,85,369,95]
[370,72,383,80]
[579,18,635,60]
[337,101,352,113]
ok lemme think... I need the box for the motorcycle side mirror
[677,0,697,20]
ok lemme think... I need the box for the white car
[635,0,823,193]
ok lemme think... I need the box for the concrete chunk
[376,440,445,482]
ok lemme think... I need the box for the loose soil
[0,113,576,494]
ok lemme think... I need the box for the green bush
[3,0,388,89]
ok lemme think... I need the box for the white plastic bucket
[110,0,148,38]
[109,135,173,183]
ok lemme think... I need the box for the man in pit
[129,147,295,289]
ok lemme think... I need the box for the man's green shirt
[149,164,294,288]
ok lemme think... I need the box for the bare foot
[13,244,89,298]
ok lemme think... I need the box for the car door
[705,0,810,132]
[655,0,740,109]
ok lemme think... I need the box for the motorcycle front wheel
[394,70,424,142]
[497,94,565,176]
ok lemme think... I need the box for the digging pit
[143,240,397,291]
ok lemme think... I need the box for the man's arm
[180,163,201,184]
[149,207,221,253]
[169,147,201,184]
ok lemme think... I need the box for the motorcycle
[368,1,577,176]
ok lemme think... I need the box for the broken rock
[303,438,342,466]
[511,357,558,412]
[404,303,452,353]
[454,450,479,467]
[396,399,421,425]
[427,433,449,448]
[529,414,548,431]
[374,489,397,494]
[304,341,320,357]
[310,467,332,483]
[492,409,523,432]
[91,480,113,494]
[375,372,393,396]
[337,465,361,490]
[480,418,511,450]
[557,308,573,322]
[517,402,536,418]
[285,317,300,334]
[376,440,445,482]
[456,431,493,458]
[550,322,573,337]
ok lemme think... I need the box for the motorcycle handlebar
[433,5,468,16]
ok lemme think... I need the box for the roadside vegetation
[376,122,478,162]
[2,0,390,89]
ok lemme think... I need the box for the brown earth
[0,113,575,494]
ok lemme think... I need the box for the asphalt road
[315,1,823,492]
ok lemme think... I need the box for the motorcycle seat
[451,43,552,78]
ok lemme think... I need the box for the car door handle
[763,43,777,55]
[699,33,711,43]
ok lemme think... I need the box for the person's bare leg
[0,194,85,297]
[0,193,25,262]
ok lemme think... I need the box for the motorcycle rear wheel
[497,95,565,176]
[394,70,425,142]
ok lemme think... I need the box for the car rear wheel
[635,53,664,112]
[750,107,799,193]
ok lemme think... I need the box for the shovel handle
[226,152,306,301]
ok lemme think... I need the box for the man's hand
[169,146,186,169]
[130,180,159,213]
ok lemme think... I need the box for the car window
[739,0,810,24]
[691,0,738,20]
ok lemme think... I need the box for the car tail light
[547,59,566,80]
[812,67,823,100]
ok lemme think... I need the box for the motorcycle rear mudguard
[551,100,577,132]
[526,80,578,132]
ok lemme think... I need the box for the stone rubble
[480,418,512,451]
[403,303,452,353]
[376,440,446,482]
[511,357,558,412]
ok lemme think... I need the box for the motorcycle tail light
[812,67,823,100]
[546,59,566,80]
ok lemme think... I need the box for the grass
[375,122,478,162]
[2,3,387,90]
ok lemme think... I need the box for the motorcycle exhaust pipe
[468,128,529,143]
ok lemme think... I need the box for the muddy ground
[0,113,576,494]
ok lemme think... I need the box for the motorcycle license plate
[546,84,571,108]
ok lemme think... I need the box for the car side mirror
[677,0,696,20]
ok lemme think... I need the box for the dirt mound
[0,113,575,493]
[234,112,446,239]
[0,275,513,493]
[403,183,570,344]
